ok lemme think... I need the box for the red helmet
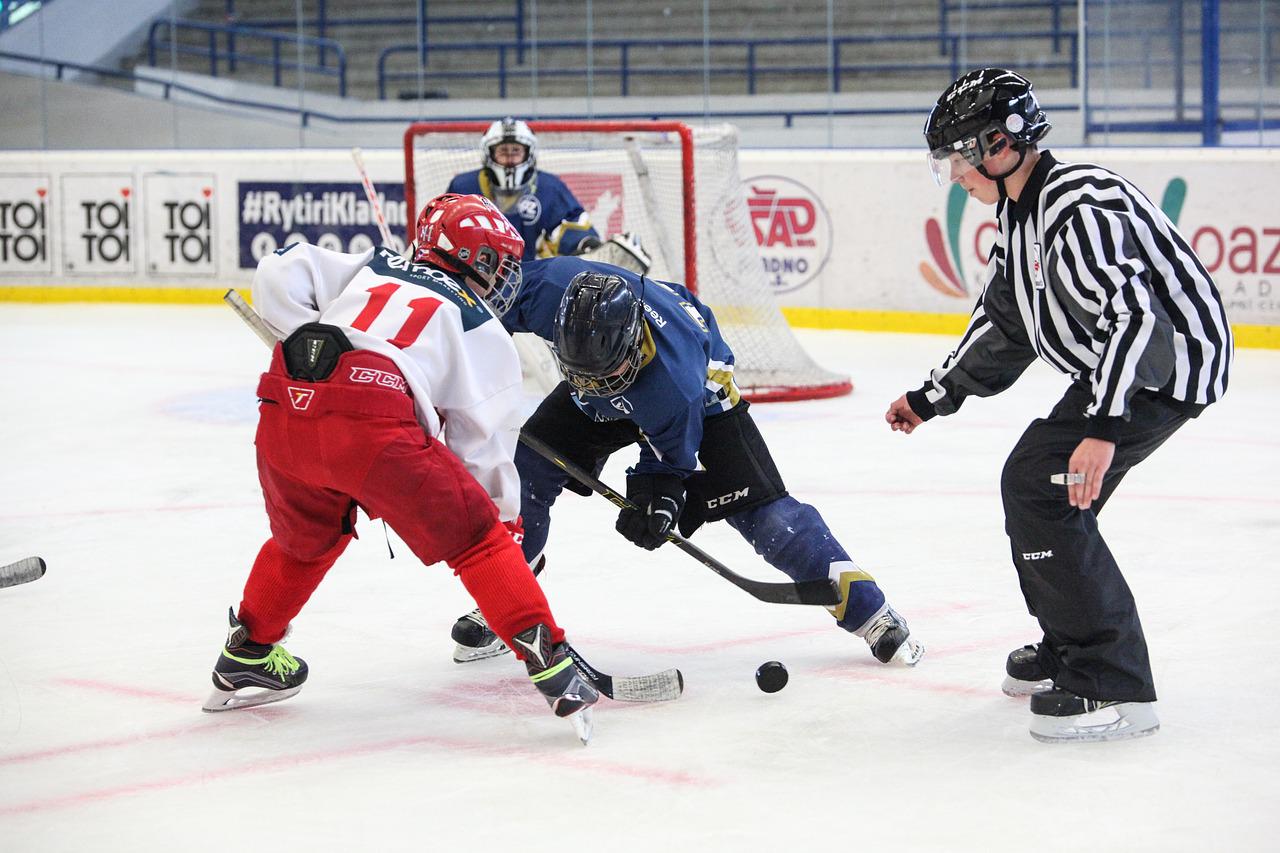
[413,193,525,315]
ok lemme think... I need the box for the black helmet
[924,68,1050,184]
[553,271,645,397]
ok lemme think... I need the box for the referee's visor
[927,132,987,186]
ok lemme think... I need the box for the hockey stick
[223,289,278,347]
[1,556,46,589]
[623,137,680,279]
[220,295,680,697]
[351,146,397,249]
[566,644,683,703]
[518,431,841,606]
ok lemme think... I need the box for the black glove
[616,473,685,550]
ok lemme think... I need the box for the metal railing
[146,18,348,97]
[939,0,1069,54]
[219,0,527,64]
[0,48,1094,135]
[378,30,1080,100]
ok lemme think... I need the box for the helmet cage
[561,329,643,397]
[412,193,525,315]
[481,117,538,194]
[553,273,645,397]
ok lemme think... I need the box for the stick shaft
[223,289,277,348]
[518,431,839,606]
[351,147,395,247]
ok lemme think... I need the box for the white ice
[1,304,1278,852]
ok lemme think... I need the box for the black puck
[755,660,788,693]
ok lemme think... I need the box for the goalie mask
[481,117,538,194]
[413,193,525,315]
[554,271,645,397]
[924,68,1050,185]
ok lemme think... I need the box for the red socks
[238,536,349,644]
[450,522,563,656]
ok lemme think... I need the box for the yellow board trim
[0,286,247,305]
[781,306,1280,350]
[1,288,1275,349]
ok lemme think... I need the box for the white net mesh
[406,121,850,401]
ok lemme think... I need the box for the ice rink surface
[1,303,1278,852]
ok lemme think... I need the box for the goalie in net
[405,120,849,402]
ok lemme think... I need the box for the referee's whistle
[1050,473,1086,485]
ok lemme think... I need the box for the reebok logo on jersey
[1022,550,1054,561]
[349,366,408,393]
[641,301,667,328]
[287,387,315,411]
[706,487,750,509]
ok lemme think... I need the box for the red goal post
[403,119,851,402]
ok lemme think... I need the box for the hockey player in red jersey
[203,193,598,742]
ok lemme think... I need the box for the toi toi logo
[745,175,832,294]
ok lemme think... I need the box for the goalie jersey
[446,171,600,260]
[512,256,738,478]
[251,243,525,520]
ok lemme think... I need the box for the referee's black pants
[1001,382,1195,703]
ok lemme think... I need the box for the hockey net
[403,120,851,402]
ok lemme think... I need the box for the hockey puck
[755,661,788,693]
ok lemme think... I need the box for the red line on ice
[0,733,711,815]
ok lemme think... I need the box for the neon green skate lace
[224,645,301,682]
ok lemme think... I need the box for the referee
[886,68,1232,743]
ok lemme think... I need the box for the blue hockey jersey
[511,256,739,477]
[446,170,599,260]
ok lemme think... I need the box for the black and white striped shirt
[907,151,1232,439]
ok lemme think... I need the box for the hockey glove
[616,473,685,550]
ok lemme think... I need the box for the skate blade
[570,706,594,746]
[1029,703,1160,743]
[452,640,511,664]
[890,638,925,667]
[1001,675,1053,698]
[202,684,303,713]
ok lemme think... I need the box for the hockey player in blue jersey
[446,118,601,260]
[450,255,924,667]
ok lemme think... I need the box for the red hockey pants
[239,345,560,654]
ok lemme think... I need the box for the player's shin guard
[449,523,562,653]
[239,536,347,644]
[450,555,546,663]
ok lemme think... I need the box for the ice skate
[512,623,599,745]
[451,607,511,663]
[1028,687,1159,743]
[203,607,308,712]
[857,604,924,666]
[1002,643,1053,697]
